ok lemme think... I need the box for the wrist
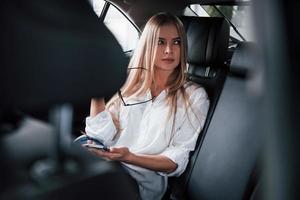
[123,151,135,163]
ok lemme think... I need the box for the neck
[156,68,173,85]
[151,69,173,96]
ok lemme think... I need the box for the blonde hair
[107,12,192,132]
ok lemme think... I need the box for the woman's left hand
[87,147,131,162]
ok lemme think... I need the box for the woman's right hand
[90,98,106,117]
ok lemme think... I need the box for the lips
[162,58,174,62]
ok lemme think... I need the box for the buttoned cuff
[158,146,189,177]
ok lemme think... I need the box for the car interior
[1,0,300,199]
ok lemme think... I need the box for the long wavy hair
[107,12,192,132]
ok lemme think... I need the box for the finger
[87,148,122,161]
[95,150,119,160]
[92,148,113,158]
[109,147,121,153]
[80,131,86,135]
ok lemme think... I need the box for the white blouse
[85,82,210,177]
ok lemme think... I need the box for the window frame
[93,1,140,53]
[188,3,252,43]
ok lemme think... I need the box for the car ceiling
[109,0,188,27]
[108,0,249,28]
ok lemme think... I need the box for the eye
[158,39,165,45]
[173,39,181,45]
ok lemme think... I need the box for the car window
[90,0,105,17]
[188,4,255,41]
[104,4,139,52]
[90,0,139,52]
[187,5,210,17]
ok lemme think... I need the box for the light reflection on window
[104,5,139,51]
[188,4,255,41]
[90,0,105,17]
[91,0,139,52]
[189,5,209,17]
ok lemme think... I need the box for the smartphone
[74,135,110,151]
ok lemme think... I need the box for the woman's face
[154,23,181,73]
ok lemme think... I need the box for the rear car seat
[186,42,262,200]
[164,16,230,199]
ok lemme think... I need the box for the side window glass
[89,0,105,17]
[188,4,254,42]
[104,4,139,52]
[203,5,254,41]
[188,4,210,17]
[90,0,139,52]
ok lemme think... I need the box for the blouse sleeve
[159,87,210,177]
[85,100,120,146]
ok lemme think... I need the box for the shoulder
[183,82,208,100]
[182,82,210,114]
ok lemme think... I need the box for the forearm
[87,147,177,173]
[124,153,177,173]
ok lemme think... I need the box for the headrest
[0,0,127,114]
[180,16,229,77]
[179,16,229,100]
[230,42,257,78]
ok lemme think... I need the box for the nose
[164,43,173,54]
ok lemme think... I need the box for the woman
[85,13,209,200]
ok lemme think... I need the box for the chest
[119,100,186,132]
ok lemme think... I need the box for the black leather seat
[186,41,262,200]
[164,16,230,199]
[0,0,138,199]
[0,0,127,114]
